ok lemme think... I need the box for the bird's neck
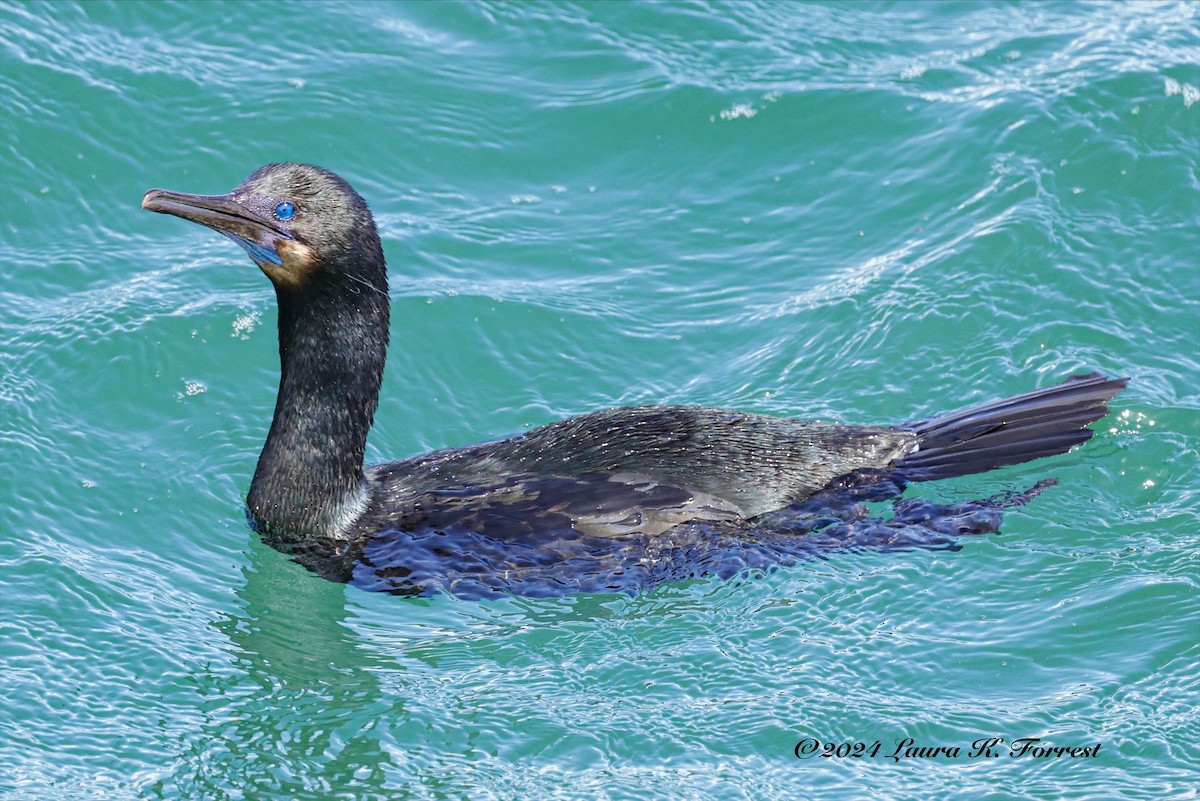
[247,270,389,540]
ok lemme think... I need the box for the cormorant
[142,163,1127,596]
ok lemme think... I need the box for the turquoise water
[2,0,1198,798]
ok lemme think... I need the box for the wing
[364,469,744,541]
[372,405,916,520]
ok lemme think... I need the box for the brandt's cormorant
[142,163,1127,597]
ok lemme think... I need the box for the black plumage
[142,163,1127,596]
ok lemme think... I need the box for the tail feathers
[892,372,1128,481]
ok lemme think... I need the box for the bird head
[142,162,382,291]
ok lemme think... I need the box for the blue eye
[274,201,296,221]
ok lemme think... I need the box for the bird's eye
[274,201,296,221]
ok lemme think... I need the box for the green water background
[1,1,1197,799]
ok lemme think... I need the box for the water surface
[2,2,1197,799]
